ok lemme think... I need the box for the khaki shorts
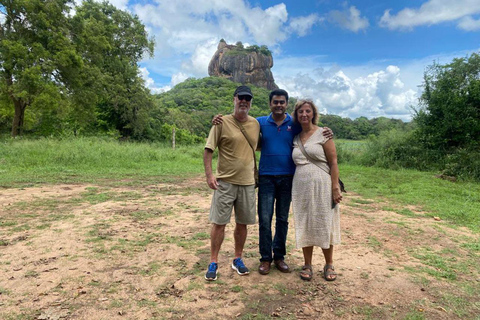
[209,180,256,225]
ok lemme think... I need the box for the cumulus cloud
[243,4,289,45]
[180,39,220,77]
[276,63,417,120]
[171,72,190,86]
[328,6,369,32]
[288,14,322,36]
[139,67,170,94]
[379,0,480,30]
[138,67,190,93]
[458,16,480,31]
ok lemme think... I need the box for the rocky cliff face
[208,40,278,90]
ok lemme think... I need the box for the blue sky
[85,0,480,120]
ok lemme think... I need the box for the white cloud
[231,3,289,46]
[180,39,220,77]
[328,6,369,32]
[288,14,322,36]
[275,62,417,120]
[171,72,190,86]
[380,0,480,30]
[458,16,480,31]
[139,67,169,94]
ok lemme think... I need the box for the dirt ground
[0,176,479,320]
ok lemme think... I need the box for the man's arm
[203,148,218,190]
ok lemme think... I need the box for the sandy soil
[0,176,479,319]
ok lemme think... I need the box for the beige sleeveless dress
[292,128,341,249]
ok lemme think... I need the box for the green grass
[408,247,461,280]
[0,137,205,186]
[341,164,480,232]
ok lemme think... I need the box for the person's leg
[272,175,292,262]
[321,245,336,280]
[232,184,256,275]
[257,176,275,262]
[208,180,234,262]
[210,224,226,262]
[302,246,314,266]
[234,223,247,258]
[300,246,314,280]
[321,245,334,265]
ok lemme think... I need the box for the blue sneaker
[205,262,218,281]
[232,258,249,275]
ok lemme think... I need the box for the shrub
[442,148,480,181]
[360,129,442,171]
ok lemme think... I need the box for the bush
[335,140,366,165]
[359,129,442,171]
[442,148,480,181]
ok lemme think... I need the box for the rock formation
[208,40,278,90]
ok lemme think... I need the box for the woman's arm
[323,139,343,204]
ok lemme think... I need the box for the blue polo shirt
[257,113,302,176]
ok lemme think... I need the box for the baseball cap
[233,85,253,97]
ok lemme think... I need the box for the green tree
[416,53,480,151]
[72,0,154,138]
[0,0,80,136]
[0,0,154,137]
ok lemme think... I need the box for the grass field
[2,137,478,232]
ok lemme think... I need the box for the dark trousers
[257,175,293,262]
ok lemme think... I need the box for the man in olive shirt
[203,85,260,281]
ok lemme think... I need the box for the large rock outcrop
[208,40,278,90]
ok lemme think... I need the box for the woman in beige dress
[291,100,342,281]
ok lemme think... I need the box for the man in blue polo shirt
[256,89,299,274]
[213,89,332,275]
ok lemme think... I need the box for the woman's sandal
[323,264,337,281]
[300,265,313,281]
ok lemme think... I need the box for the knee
[212,224,226,232]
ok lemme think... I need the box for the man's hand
[206,174,219,190]
[212,114,223,125]
[322,127,334,140]
[204,149,218,190]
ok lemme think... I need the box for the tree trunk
[11,99,27,137]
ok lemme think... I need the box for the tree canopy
[416,53,480,151]
[0,0,154,137]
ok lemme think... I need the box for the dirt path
[0,177,479,319]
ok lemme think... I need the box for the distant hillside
[150,76,409,142]
[151,77,276,139]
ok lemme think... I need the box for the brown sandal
[300,265,313,281]
[323,264,337,281]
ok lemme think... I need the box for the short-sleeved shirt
[205,114,260,185]
[257,113,301,176]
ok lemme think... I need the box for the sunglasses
[237,95,252,102]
